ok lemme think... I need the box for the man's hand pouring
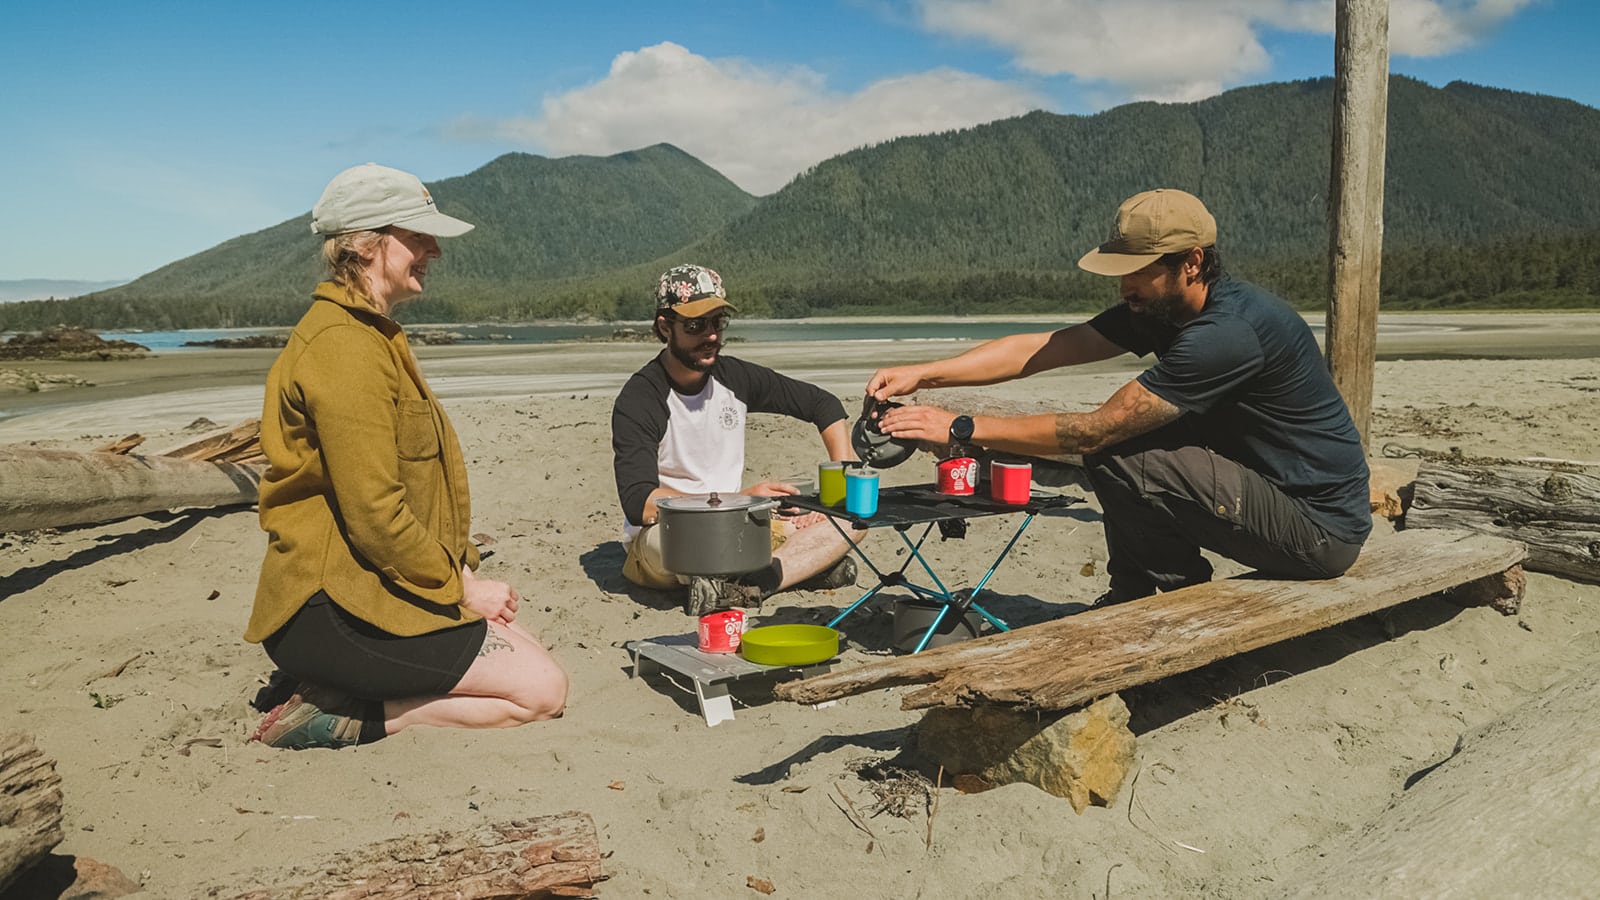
[875,403,958,446]
[865,364,928,405]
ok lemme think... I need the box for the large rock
[902,695,1136,813]
[0,327,149,361]
[0,368,93,394]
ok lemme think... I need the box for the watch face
[951,416,973,442]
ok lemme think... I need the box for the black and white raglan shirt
[610,352,848,542]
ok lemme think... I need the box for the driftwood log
[0,732,64,893]
[1287,662,1600,898]
[227,811,604,899]
[0,448,263,533]
[1407,459,1600,584]
[776,528,1525,710]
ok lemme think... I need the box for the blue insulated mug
[845,469,879,517]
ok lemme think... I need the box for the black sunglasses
[672,313,730,336]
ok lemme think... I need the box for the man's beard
[669,338,716,372]
[1128,290,1188,326]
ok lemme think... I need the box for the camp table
[782,483,1082,652]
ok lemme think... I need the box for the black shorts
[262,591,486,701]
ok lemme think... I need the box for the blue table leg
[818,510,1041,652]
[958,512,1036,633]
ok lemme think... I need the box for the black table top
[781,482,1081,529]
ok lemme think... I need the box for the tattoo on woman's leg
[477,630,514,658]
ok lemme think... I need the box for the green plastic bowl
[739,624,841,666]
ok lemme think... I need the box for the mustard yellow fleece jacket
[245,282,481,642]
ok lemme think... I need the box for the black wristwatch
[949,415,974,445]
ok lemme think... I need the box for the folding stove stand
[782,484,1082,653]
[627,632,837,726]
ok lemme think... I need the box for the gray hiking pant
[1082,424,1364,600]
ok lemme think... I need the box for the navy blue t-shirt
[1088,275,1372,543]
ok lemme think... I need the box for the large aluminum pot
[657,492,777,576]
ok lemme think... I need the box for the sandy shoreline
[2,327,1598,896]
[4,312,1599,443]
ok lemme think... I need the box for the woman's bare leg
[382,620,567,734]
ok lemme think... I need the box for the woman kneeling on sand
[246,163,567,750]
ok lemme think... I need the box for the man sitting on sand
[611,264,861,615]
[867,189,1372,604]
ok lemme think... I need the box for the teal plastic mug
[845,469,879,517]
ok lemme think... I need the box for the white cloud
[1388,0,1541,56]
[914,0,1536,101]
[446,42,1042,195]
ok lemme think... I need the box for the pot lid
[656,492,777,512]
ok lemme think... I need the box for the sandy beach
[2,316,1598,897]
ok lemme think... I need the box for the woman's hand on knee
[462,565,519,625]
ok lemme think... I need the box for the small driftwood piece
[0,447,263,533]
[0,732,64,893]
[228,811,604,899]
[155,417,265,464]
[95,434,146,455]
[777,528,1525,710]
[1407,459,1600,584]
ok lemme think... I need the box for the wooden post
[1326,0,1390,449]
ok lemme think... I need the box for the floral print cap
[655,264,737,319]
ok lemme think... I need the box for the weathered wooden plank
[776,529,1525,710]
[0,448,263,533]
[1407,460,1600,584]
[226,811,604,899]
[0,732,64,893]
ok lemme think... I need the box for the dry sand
[2,315,1598,897]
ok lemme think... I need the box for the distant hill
[36,144,756,328]
[3,76,1597,330]
[680,76,1600,315]
[0,279,128,304]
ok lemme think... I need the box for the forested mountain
[36,145,756,328]
[4,76,1597,331]
[691,76,1600,315]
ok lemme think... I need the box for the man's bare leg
[769,517,864,590]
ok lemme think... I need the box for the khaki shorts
[623,518,790,590]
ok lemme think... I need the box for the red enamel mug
[697,609,745,653]
[990,461,1033,504]
[936,457,979,495]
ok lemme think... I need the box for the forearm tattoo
[477,628,514,657]
[1053,389,1180,454]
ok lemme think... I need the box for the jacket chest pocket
[395,398,442,461]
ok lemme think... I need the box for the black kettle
[851,396,919,468]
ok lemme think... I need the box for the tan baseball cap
[1077,188,1216,277]
[310,163,474,238]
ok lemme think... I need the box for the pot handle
[747,505,773,527]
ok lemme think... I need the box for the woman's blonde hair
[321,230,387,300]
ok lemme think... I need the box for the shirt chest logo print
[719,404,742,431]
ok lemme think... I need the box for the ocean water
[104,319,1103,351]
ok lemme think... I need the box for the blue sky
[2,0,1594,283]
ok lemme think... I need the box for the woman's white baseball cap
[310,163,474,237]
